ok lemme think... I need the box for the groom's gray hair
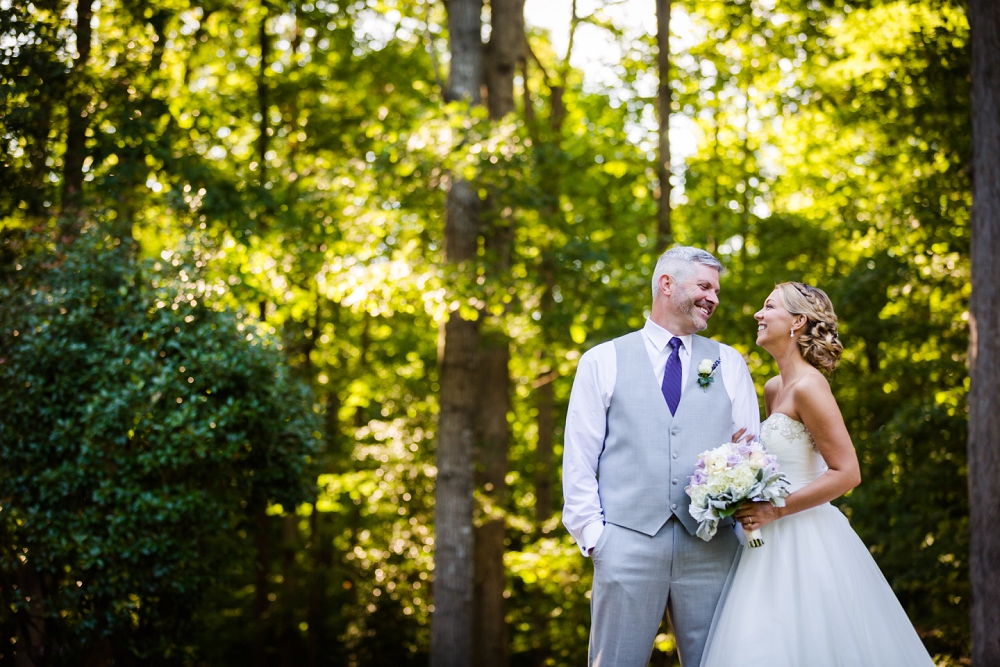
[651,246,724,300]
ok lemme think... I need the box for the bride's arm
[735,374,861,529]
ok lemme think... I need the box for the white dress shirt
[562,319,761,556]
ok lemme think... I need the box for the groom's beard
[677,290,714,332]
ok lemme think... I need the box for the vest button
[671,429,678,435]
[672,452,678,459]
[672,478,678,485]
[671,503,678,510]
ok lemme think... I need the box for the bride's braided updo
[774,282,843,373]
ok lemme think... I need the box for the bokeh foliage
[0,0,971,664]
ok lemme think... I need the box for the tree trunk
[470,4,525,663]
[968,1,1000,664]
[306,508,330,667]
[520,58,535,127]
[60,0,94,230]
[484,0,525,119]
[355,312,371,428]
[14,562,45,667]
[279,514,298,667]
[534,377,554,527]
[739,77,752,277]
[431,2,483,666]
[83,638,111,667]
[534,258,556,531]
[708,103,721,253]
[473,335,510,667]
[251,508,273,667]
[442,0,483,106]
[655,0,672,252]
[257,6,270,185]
[26,103,51,220]
[108,77,142,248]
[530,363,554,667]
[432,310,479,667]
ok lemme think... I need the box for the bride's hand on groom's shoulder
[731,427,752,444]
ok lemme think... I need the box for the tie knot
[668,337,682,352]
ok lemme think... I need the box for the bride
[699,282,935,667]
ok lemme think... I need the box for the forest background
[0,0,974,665]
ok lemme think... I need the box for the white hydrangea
[689,485,709,508]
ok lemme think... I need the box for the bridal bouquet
[685,440,790,548]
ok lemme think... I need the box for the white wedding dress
[699,413,936,667]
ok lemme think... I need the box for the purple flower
[726,452,742,466]
[738,442,752,456]
[692,470,708,486]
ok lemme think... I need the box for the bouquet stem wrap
[746,527,764,548]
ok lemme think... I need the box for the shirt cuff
[581,520,606,557]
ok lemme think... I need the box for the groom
[562,246,760,666]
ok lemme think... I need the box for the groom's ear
[658,273,674,297]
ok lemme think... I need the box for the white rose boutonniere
[697,357,721,391]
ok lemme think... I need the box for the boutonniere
[697,357,721,391]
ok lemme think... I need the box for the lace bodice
[760,413,828,492]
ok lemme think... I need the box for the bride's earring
[790,328,795,338]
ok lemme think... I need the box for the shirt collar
[643,318,692,353]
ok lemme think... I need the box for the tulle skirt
[700,503,935,667]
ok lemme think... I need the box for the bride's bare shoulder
[797,367,833,394]
[763,376,782,412]
[792,368,836,412]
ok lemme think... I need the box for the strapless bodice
[760,413,828,492]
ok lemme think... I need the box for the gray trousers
[589,517,740,667]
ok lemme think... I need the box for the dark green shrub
[0,230,320,663]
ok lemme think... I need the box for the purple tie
[662,337,683,416]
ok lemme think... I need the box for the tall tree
[430,1,483,665]
[472,335,511,667]
[655,0,671,251]
[256,3,271,187]
[472,3,524,665]
[967,0,1000,664]
[483,0,524,119]
[533,305,555,529]
[60,0,94,231]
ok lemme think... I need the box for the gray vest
[599,331,733,536]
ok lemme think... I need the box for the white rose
[748,451,766,468]
[706,457,727,474]
[698,359,714,375]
